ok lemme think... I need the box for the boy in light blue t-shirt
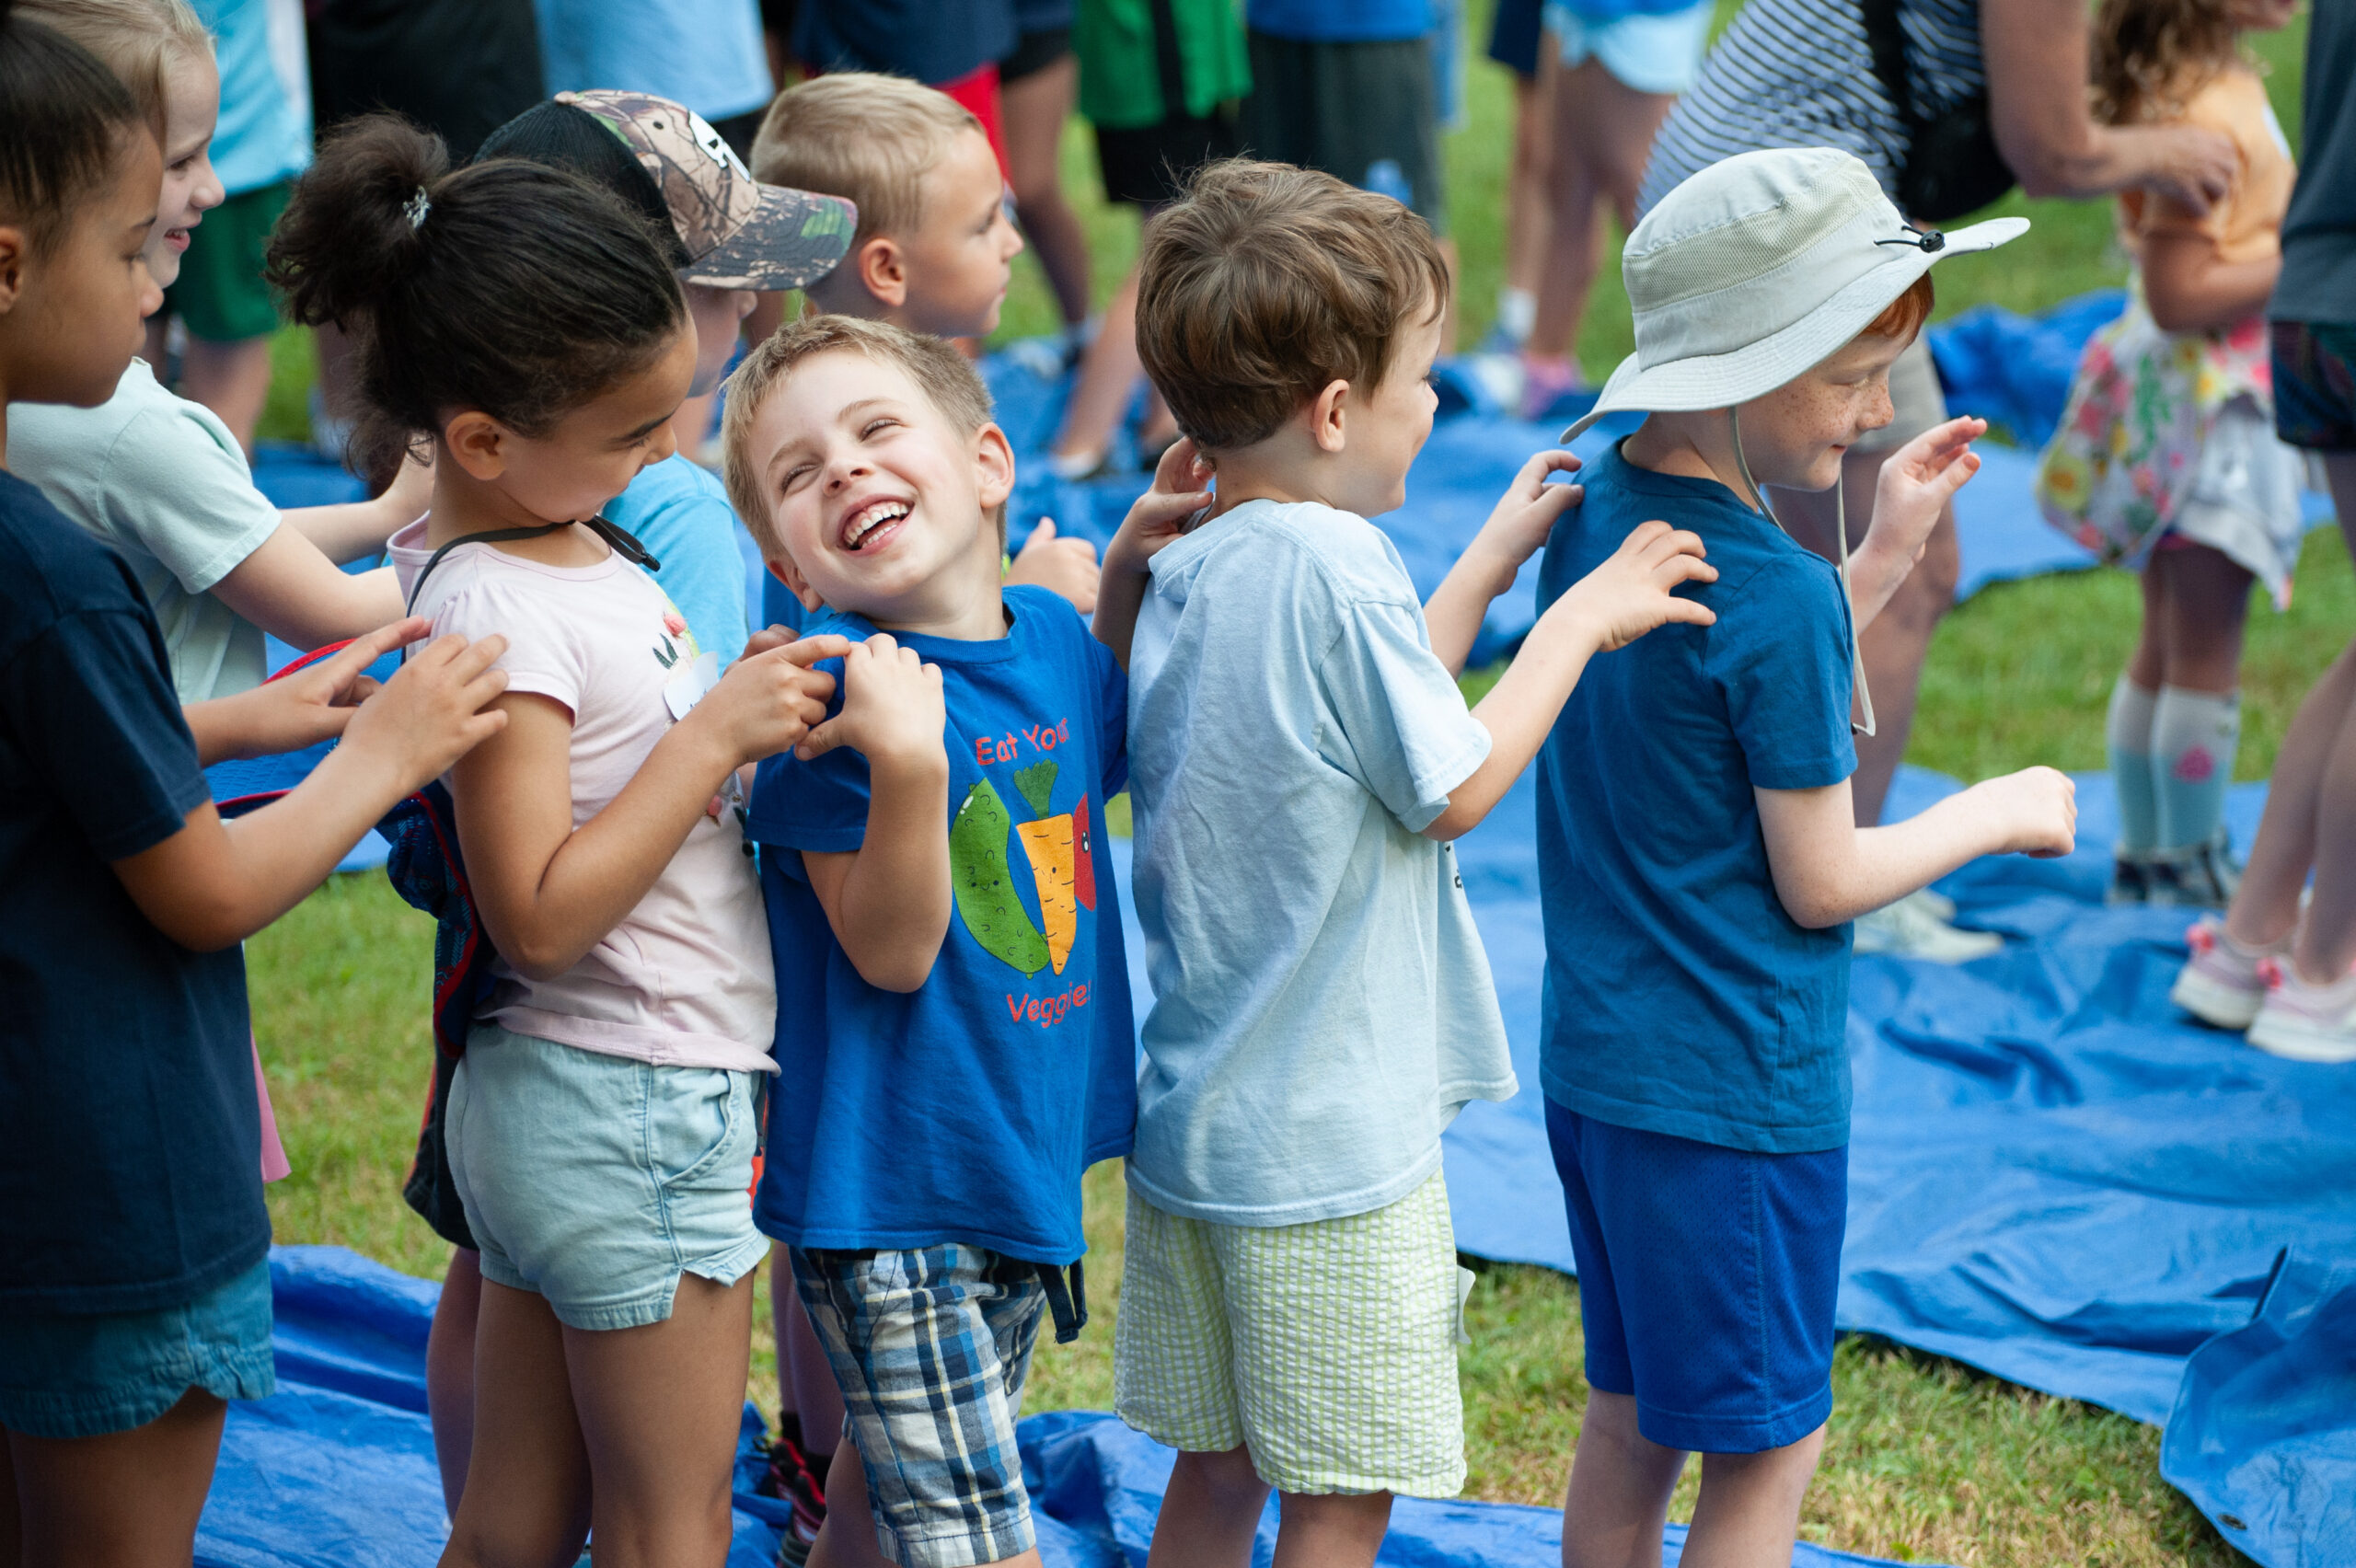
[1091,158,1715,1567]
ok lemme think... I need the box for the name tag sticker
[664,650,722,721]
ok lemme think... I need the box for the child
[719,314,1149,1568]
[266,115,849,1566]
[1534,148,2075,1565]
[752,70,1101,613]
[0,16,506,1557]
[2037,0,2305,908]
[10,0,424,706]
[1091,159,1714,1565]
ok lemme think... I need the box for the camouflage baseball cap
[552,89,854,291]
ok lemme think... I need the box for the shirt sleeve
[1094,637,1129,801]
[744,663,872,856]
[626,478,755,664]
[1316,596,1492,835]
[2,606,208,862]
[431,575,591,720]
[103,402,281,595]
[1707,554,1858,792]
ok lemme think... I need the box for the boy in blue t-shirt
[722,314,1145,1568]
[1533,148,2078,1564]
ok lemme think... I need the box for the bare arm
[111,630,512,951]
[1844,419,1985,630]
[1425,450,1584,676]
[1982,0,2235,211]
[2142,228,2281,334]
[183,617,428,767]
[280,452,433,564]
[1424,522,1718,840]
[794,634,953,992]
[1755,767,2076,929]
[1094,440,1214,669]
[209,523,407,650]
[452,636,846,981]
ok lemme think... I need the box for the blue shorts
[1545,1101,1844,1453]
[447,1024,768,1332]
[0,1256,274,1439]
[1541,0,1714,95]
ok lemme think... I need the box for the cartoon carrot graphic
[1016,813,1077,974]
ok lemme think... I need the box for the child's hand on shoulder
[794,632,947,773]
[1553,520,1719,651]
[692,633,854,767]
[338,624,514,789]
[1964,766,2077,859]
[1465,449,1584,592]
[196,617,430,762]
[1867,416,1984,565]
[1007,517,1103,614]
[1104,438,1214,577]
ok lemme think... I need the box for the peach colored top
[2121,65,2296,267]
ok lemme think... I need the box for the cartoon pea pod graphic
[950,779,1051,976]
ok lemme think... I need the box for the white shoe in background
[1853,890,2004,963]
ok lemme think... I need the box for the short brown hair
[722,313,1000,561]
[750,73,981,248]
[1137,159,1451,453]
[1861,272,1935,340]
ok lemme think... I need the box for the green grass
[243,9,2350,1562]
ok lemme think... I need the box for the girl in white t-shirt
[270,116,847,1565]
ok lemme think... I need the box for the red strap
[264,639,358,683]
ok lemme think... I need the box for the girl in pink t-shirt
[269,118,846,1564]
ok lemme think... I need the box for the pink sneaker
[2247,959,2356,1064]
[1518,354,1587,421]
[2168,917,2285,1031]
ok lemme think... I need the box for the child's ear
[766,554,825,614]
[442,411,508,480]
[853,236,907,309]
[0,226,27,316]
[974,421,1015,511]
[1309,377,1351,455]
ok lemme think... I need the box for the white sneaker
[2246,960,2356,1064]
[1854,890,2004,963]
[2168,915,2282,1031]
[1916,885,1958,921]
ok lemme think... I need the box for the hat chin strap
[1729,408,1877,739]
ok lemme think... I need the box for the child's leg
[2,1389,226,1568]
[1147,1447,1267,1568]
[2109,568,2166,859]
[2149,545,2253,857]
[426,1246,481,1516]
[1272,1491,1393,1568]
[563,1274,755,1568]
[1560,1391,1685,1568]
[777,1273,845,1465]
[1682,1424,1829,1568]
[441,1280,593,1568]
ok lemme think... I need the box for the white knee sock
[2107,677,2160,853]
[2153,686,2240,851]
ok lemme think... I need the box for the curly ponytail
[266,114,686,476]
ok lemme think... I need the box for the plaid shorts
[790,1245,1047,1568]
[2272,319,2356,452]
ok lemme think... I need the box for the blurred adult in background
[1637,0,2240,962]
[1514,0,1713,419]
[155,0,310,455]
[1047,0,1250,478]
[306,0,544,467]
[791,0,1016,168]
[1484,0,1551,353]
[1239,0,1458,345]
[533,0,775,158]
[1000,3,1093,360]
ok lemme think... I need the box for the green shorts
[165,180,291,343]
[1112,1169,1472,1497]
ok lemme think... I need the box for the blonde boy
[1090,159,1715,1566]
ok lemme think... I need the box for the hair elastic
[404,187,432,230]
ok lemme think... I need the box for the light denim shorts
[446,1023,768,1331]
[1542,0,1714,96]
[0,1255,274,1439]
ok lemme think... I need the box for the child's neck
[1206,436,1380,521]
[423,457,609,566]
[853,536,1009,642]
[802,270,910,332]
[1623,412,1773,513]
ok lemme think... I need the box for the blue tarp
[215,1247,1941,1567]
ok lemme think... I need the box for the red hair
[1862,272,1935,340]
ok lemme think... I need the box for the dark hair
[0,0,145,258]
[266,114,687,474]
[1138,159,1451,453]
[474,99,689,270]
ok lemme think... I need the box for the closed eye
[860,417,897,439]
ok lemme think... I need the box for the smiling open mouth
[840,497,910,551]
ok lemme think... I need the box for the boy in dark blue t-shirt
[722,315,1168,1568]
[1532,150,2079,1565]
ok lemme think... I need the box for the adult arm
[1981,0,2236,211]
[1754,767,2076,928]
[795,635,953,993]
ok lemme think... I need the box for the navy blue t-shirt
[0,470,264,1313]
[748,586,1134,1264]
[1533,444,1857,1154]
[793,0,1015,85]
